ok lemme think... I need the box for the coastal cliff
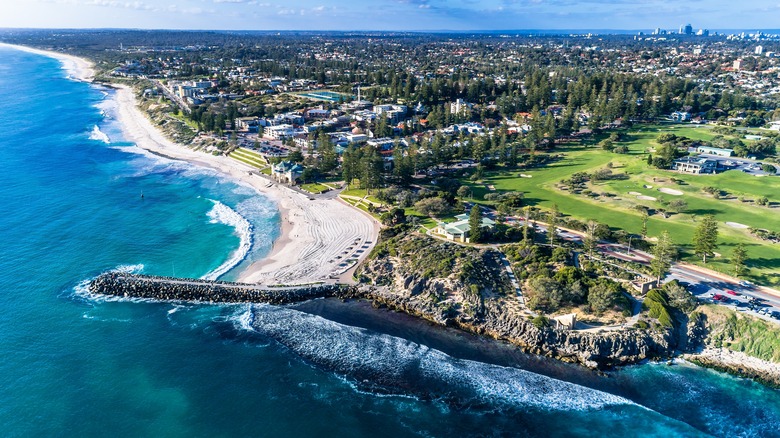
[87,235,780,384]
[356,234,675,369]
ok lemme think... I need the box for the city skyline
[3,0,780,32]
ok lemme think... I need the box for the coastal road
[504,215,780,324]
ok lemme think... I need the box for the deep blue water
[0,47,778,437]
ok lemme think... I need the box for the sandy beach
[112,84,380,285]
[0,43,96,82]
[10,44,379,286]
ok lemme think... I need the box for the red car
[726,289,739,296]
[713,294,725,301]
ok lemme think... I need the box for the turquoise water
[0,47,778,437]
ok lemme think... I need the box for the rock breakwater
[89,272,343,304]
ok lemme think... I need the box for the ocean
[0,47,778,437]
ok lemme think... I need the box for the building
[450,98,474,115]
[755,45,764,55]
[236,117,261,133]
[670,111,691,122]
[264,124,295,140]
[673,157,717,174]
[733,59,744,71]
[696,146,734,157]
[433,214,496,243]
[271,161,304,185]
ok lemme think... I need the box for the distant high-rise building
[696,29,709,36]
[755,45,764,55]
[733,59,743,71]
[684,24,693,35]
[653,27,661,35]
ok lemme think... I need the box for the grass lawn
[340,187,383,205]
[470,124,780,285]
[229,147,268,169]
[300,183,330,194]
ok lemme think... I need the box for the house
[670,111,691,122]
[271,161,304,185]
[672,157,717,174]
[433,213,496,243]
[696,146,734,157]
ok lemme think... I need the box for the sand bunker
[637,195,657,201]
[658,188,684,196]
[519,174,533,178]
[726,222,750,229]
[643,185,653,189]
[628,191,643,196]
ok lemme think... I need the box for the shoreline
[110,85,379,285]
[0,43,95,82]
[9,43,378,286]
[14,44,780,390]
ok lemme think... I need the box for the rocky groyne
[89,272,343,304]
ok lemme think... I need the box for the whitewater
[1,44,779,438]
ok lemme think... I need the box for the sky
[2,0,780,31]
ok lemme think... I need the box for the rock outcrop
[357,235,675,369]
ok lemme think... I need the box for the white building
[264,124,295,140]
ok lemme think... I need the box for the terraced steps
[229,147,268,169]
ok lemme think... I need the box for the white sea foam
[249,306,637,411]
[202,200,253,281]
[89,125,110,144]
[112,264,145,274]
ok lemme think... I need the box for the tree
[468,205,483,243]
[583,220,598,256]
[693,215,719,263]
[457,185,472,199]
[664,280,697,313]
[547,204,560,246]
[762,164,777,174]
[667,199,688,213]
[526,277,563,312]
[732,243,748,278]
[414,197,450,217]
[523,205,532,242]
[651,231,676,282]
[640,211,649,238]
[317,131,338,173]
[588,280,619,315]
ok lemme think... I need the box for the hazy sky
[2,0,779,31]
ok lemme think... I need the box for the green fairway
[472,124,780,285]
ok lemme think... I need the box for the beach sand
[0,43,95,82]
[112,84,380,285]
[8,44,380,286]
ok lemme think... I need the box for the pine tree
[640,211,649,238]
[468,205,483,244]
[693,215,719,264]
[584,220,598,256]
[732,243,748,278]
[548,204,559,246]
[651,231,677,282]
[523,206,532,242]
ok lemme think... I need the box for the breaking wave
[248,306,636,411]
[202,200,253,281]
[88,125,110,143]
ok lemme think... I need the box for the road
[498,211,780,324]
[155,80,191,114]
